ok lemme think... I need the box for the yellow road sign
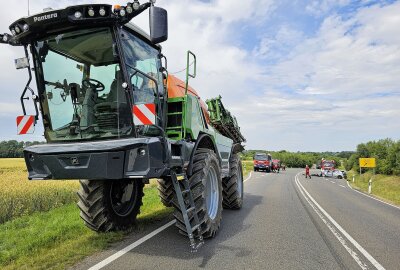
[359,158,376,168]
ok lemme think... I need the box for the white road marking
[296,173,385,270]
[346,180,400,210]
[89,170,254,269]
[243,171,252,182]
[330,181,335,184]
[88,220,176,270]
[339,184,346,188]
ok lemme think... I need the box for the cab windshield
[33,27,132,142]
[255,155,269,161]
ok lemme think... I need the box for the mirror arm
[20,45,39,122]
[159,53,167,69]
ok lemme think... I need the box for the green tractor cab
[1,1,245,252]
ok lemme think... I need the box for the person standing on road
[305,165,311,179]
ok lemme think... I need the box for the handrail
[185,50,196,95]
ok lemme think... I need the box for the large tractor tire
[157,178,173,207]
[77,179,144,232]
[222,154,244,209]
[172,148,223,239]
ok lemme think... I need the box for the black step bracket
[170,170,204,252]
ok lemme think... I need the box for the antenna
[28,0,30,15]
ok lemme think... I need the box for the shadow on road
[130,192,263,268]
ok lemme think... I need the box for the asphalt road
[72,169,400,270]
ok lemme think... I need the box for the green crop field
[0,158,252,269]
[0,158,79,223]
[0,158,172,269]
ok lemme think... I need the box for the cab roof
[5,3,156,47]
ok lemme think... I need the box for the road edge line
[88,220,176,270]
[346,180,400,210]
[295,175,368,270]
[89,170,253,269]
[295,173,385,270]
[244,171,252,183]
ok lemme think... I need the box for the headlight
[15,26,21,34]
[120,8,126,17]
[133,1,140,10]
[74,11,82,19]
[88,8,95,17]
[126,5,133,14]
[99,7,106,16]
[23,24,29,31]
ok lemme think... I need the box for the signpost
[359,158,376,194]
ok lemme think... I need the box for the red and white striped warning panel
[133,104,156,125]
[16,115,35,135]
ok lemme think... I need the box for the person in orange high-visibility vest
[305,165,311,179]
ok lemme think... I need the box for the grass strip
[347,171,400,206]
[242,160,253,178]
[0,187,173,270]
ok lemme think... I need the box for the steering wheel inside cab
[82,78,105,92]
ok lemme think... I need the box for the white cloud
[0,0,399,152]
[0,102,20,115]
[252,26,304,59]
[238,1,400,150]
[306,0,350,16]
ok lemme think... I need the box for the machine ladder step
[191,224,201,232]
[170,171,204,252]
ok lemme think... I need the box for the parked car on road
[324,169,345,179]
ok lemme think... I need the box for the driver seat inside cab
[94,68,130,128]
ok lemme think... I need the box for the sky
[0,0,399,152]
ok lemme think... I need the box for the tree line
[344,138,400,175]
[2,139,398,175]
[0,140,44,158]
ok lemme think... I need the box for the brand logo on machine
[33,13,58,22]
[70,157,80,165]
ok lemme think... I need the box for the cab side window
[120,29,163,105]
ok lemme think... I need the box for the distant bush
[241,150,343,168]
[0,140,44,158]
[347,138,400,176]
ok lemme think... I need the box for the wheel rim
[238,163,243,198]
[110,181,137,217]
[205,165,219,220]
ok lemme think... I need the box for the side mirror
[149,6,168,44]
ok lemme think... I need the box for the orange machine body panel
[167,75,210,124]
